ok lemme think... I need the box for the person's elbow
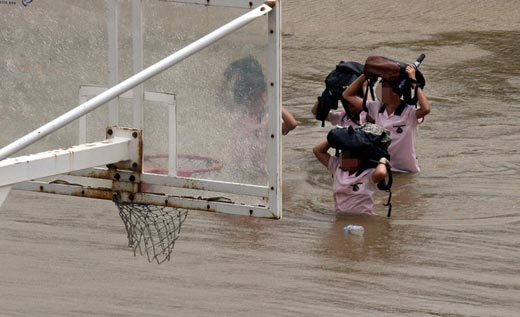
[372,168,387,184]
[419,104,431,117]
[311,100,318,116]
[342,89,352,101]
[312,145,320,157]
[342,92,362,112]
[282,120,297,135]
[285,120,298,132]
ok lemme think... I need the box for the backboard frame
[4,0,283,219]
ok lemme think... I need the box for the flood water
[1,0,520,316]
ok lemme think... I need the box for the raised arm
[406,65,431,119]
[313,140,331,167]
[342,74,367,114]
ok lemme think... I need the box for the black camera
[394,54,425,94]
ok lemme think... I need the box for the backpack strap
[371,161,393,217]
[340,109,362,127]
[378,163,393,217]
[384,190,392,217]
[362,77,375,112]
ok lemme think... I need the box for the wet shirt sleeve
[328,155,339,177]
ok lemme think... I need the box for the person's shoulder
[366,100,382,109]
[365,100,382,116]
[366,100,382,107]
[366,167,379,184]
[361,167,375,178]
[327,110,346,124]
[403,103,422,123]
[328,155,340,173]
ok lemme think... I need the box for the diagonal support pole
[0,4,272,161]
[0,138,133,188]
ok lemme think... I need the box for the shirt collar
[379,101,406,116]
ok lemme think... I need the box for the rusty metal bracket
[106,127,143,199]
[264,0,276,8]
[106,126,142,172]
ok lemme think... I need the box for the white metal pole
[78,94,88,144]
[267,0,282,219]
[132,0,144,129]
[0,4,272,161]
[168,97,177,176]
[0,138,133,187]
[108,0,119,125]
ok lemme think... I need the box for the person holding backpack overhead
[313,125,391,216]
[343,57,431,173]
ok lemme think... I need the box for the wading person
[343,64,431,173]
[224,56,297,136]
[223,56,297,182]
[313,139,390,215]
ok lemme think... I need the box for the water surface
[1,0,520,316]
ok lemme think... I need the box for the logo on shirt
[351,182,363,192]
[393,124,405,134]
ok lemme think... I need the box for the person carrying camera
[343,65,431,173]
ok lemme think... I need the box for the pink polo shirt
[328,156,377,215]
[327,110,367,128]
[366,100,422,173]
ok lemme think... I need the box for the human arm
[282,107,298,135]
[342,74,367,114]
[313,140,331,167]
[311,99,318,116]
[406,65,431,119]
[372,157,390,183]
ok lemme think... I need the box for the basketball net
[112,193,189,264]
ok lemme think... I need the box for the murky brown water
[1,0,520,316]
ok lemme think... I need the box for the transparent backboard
[0,1,109,154]
[1,0,280,217]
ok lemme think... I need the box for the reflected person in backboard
[223,56,296,183]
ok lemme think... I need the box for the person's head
[340,150,362,173]
[224,56,266,117]
[380,79,402,104]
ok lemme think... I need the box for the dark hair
[224,56,266,107]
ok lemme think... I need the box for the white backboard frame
[3,0,283,219]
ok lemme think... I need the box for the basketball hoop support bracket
[106,127,143,198]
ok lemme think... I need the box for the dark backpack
[315,61,365,126]
[327,123,391,166]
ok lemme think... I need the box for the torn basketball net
[112,193,188,264]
